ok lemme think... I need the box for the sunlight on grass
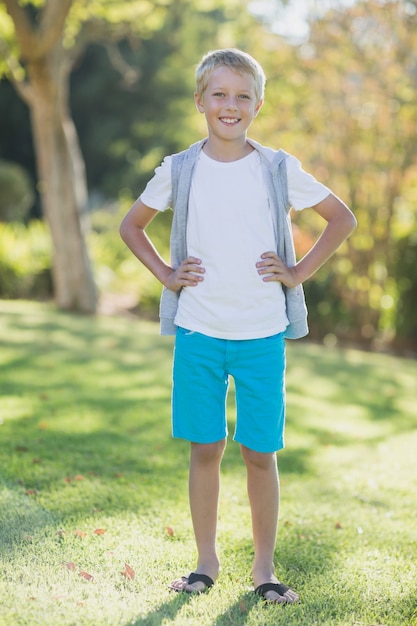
[0,301,416,626]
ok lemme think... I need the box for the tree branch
[0,37,33,104]
[39,0,74,54]
[2,0,41,59]
[105,42,140,87]
[2,0,73,60]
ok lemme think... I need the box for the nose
[225,96,238,110]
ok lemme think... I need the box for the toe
[169,575,211,594]
[169,576,188,592]
[264,588,299,603]
[264,590,288,603]
[282,588,300,603]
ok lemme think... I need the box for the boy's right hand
[164,257,205,291]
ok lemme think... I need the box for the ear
[194,91,205,113]
[254,99,264,117]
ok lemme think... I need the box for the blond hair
[195,49,266,102]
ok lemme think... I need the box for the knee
[240,445,276,472]
[191,439,226,465]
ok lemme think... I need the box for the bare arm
[119,197,205,291]
[257,193,357,287]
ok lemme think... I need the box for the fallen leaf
[121,563,135,580]
[74,475,84,481]
[74,530,87,538]
[52,594,67,602]
[335,521,343,529]
[16,446,29,453]
[38,422,48,430]
[57,529,67,538]
[65,476,72,483]
[165,526,174,537]
[62,562,76,571]
[239,599,248,614]
[79,571,94,582]
[25,489,38,496]
[32,458,42,464]
[94,528,106,535]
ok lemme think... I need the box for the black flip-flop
[169,572,214,594]
[255,582,298,603]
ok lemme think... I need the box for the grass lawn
[0,299,416,626]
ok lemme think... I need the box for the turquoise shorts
[172,327,286,453]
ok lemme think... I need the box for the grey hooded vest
[159,138,308,340]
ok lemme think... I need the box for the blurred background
[0,0,416,354]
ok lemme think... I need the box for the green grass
[0,300,416,626]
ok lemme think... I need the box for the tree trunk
[28,45,97,313]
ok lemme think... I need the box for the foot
[169,571,215,594]
[254,579,300,604]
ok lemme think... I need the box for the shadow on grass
[211,592,258,626]
[0,421,191,555]
[286,340,416,430]
[2,303,417,626]
[1,302,415,500]
[126,592,268,626]
[129,593,193,626]
[1,302,416,553]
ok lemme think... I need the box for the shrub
[0,221,53,298]
[0,160,35,222]
[88,204,172,314]
[392,232,417,352]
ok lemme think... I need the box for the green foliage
[0,80,38,217]
[88,202,172,314]
[303,271,356,342]
[0,301,416,625]
[392,231,417,351]
[251,0,417,348]
[0,221,52,298]
[0,160,35,222]
[0,204,171,313]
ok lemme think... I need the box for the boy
[120,48,356,604]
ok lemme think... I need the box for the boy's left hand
[256,252,299,288]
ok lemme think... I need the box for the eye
[239,94,251,99]
[213,92,225,97]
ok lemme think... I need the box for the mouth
[219,117,240,125]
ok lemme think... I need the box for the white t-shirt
[141,148,330,339]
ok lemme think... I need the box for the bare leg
[241,445,299,603]
[170,440,226,592]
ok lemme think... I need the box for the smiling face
[194,65,263,149]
